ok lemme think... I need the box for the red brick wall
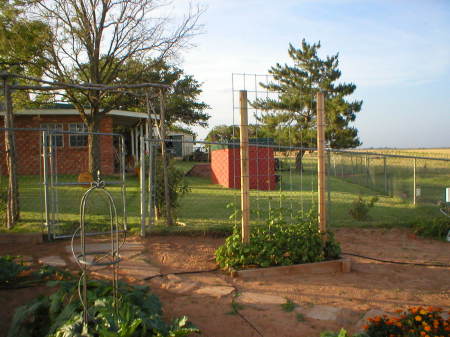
[0,115,115,176]
[211,146,276,191]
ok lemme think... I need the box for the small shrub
[154,157,190,220]
[362,306,449,337]
[320,329,366,337]
[281,299,297,312]
[215,208,341,270]
[413,217,450,241]
[349,196,378,221]
[0,255,29,285]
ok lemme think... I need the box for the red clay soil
[0,228,449,337]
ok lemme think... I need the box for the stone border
[236,258,351,279]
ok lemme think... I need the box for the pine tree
[253,39,362,170]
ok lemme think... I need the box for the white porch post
[131,127,135,158]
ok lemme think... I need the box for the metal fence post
[42,131,51,241]
[147,142,154,226]
[413,157,417,205]
[384,156,388,195]
[120,135,127,231]
[140,136,146,237]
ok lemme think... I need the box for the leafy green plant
[348,196,378,221]
[281,299,297,312]
[215,208,341,270]
[320,329,367,337]
[0,255,29,285]
[8,279,199,337]
[227,292,244,315]
[412,216,450,241]
[155,157,191,220]
[296,313,305,322]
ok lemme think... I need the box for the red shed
[211,139,276,191]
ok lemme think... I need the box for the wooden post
[2,78,19,229]
[240,90,250,243]
[316,92,326,239]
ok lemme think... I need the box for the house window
[69,123,88,147]
[41,123,63,147]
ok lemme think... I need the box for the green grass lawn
[0,156,448,235]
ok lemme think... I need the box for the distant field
[353,148,450,159]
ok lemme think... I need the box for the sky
[174,0,450,148]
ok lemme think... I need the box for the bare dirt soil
[0,228,449,337]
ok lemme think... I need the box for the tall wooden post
[240,90,250,243]
[316,92,327,238]
[2,78,19,229]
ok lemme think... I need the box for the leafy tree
[29,0,202,175]
[0,0,51,77]
[111,59,210,129]
[205,124,267,142]
[253,39,362,170]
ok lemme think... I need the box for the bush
[8,279,198,337]
[215,209,341,270]
[362,306,449,337]
[413,217,450,241]
[154,157,190,220]
[349,196,378,221]
[0,255,29,285]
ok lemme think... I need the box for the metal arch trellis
[71,172,125,327]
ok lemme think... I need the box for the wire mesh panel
[0,128,45,232]
[43,130,126,239]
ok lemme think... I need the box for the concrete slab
[39,256,67,267]
[237,292,286,306]
[300,305,341,321]
[236,259,351,280]
[194,286,235,298]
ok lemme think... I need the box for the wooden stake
[240,90,250,243]
[316,92,327,239]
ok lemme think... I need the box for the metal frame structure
[42,129,128,240]
[71,173,124,326]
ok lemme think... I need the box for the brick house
[0,106,156,176]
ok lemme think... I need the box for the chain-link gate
[42,130,127,239]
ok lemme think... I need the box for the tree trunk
[2,80,19,228]
[295,150,305,172]
[87,115,101,178]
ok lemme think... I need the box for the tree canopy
[253,39,363,168]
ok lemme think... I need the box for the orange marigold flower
[420,332,426,336]
[396,322,402,327]
[420,309,427,315]
[363,325,369,330]
[424,326,431,331]
[374,316,381,322]
[415,315,422,321]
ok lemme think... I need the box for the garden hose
[341,252,450,268]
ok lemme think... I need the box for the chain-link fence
[138,137,450,233]
[1,127,448,236]
[0,128,127,239]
